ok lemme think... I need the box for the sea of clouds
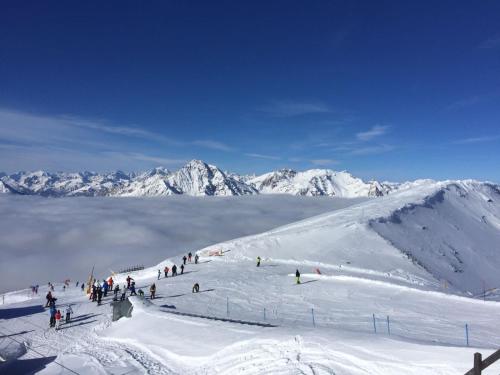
[0,195,364,293]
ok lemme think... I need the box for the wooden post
[473,352,482,375]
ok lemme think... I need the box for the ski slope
[1,179,500,374]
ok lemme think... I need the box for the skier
[81,282,85,292]
[126,275,132,289]
[76,281,79,287]
[120,286,127,301]
[188,252,192,262]
[157,269,161,280]
[102,280,109,297]
[256,256,261,267]
[130,281,137,296]
[172,264,177,277]
[35,285,39,294]
[194,254,199,264]
[45,291,53,307]
[108,277,113,291]
[65,305,73,323]
[91,285,97,302]
[295,269,301,284]
[150,283,156,299]
[180,264,184,275]
[113,284,120,301]
[55,310,62,330]
[192,283,200,293]
[138,289,144,297]
[182,256,187,265]
[164,266,169,278]
[49,305,57,327]
[97,286,103,305]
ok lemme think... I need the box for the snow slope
[198,180,500,294]
[1,179,500,374]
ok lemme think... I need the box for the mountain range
[0,159,391,198]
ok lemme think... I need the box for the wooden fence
[465,349,500,375]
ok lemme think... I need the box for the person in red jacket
[55,310,62,330]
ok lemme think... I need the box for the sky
[0,1,499,181]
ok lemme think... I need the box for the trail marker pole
[311,308,316,327]
[386,316,391,335]
[466,324,469,347]
[372,314,377,333]
[226,297,229,317]
[263,308,266,321]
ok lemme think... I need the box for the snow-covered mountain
[0,160,392,198]
[0,170,132,196]
[248,168,385,197]
[199,179,500,294]
[116,160,258,196]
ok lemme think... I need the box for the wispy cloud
[444,96,484,111]
[479,36,500,49]
[245,153,281,160]
[349,144,395,156]
[356,125,389,141]
[310,159,339,166]
[259,100,331,117]
[0,108,234,171]
[62,115,179,144]
[452,135,500,145]
[192,140,233,152]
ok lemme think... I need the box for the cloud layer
[0,195,362,293]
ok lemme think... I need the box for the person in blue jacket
[102,280,109,297]
[49,305,57,327]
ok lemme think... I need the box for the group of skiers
[159,252,200,280]
[46,290,73,329]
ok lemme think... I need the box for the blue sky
[0,1,499,181]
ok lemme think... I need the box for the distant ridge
[0,159,397,198]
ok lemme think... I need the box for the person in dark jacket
[172,264,177,277]
[150,283,156,299]
[97,286,103,305]
[188,252,192,262]
[182,256,187,265]
[256,256,261,267]
[295,269,301,284]
[194,254,199,264]
[192,283,200,293]
[180,264,184,275]
[130,282,137,296]
[45,291,52,307]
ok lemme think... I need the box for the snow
[1,178,500,374]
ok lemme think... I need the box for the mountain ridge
[1,159,494,199]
